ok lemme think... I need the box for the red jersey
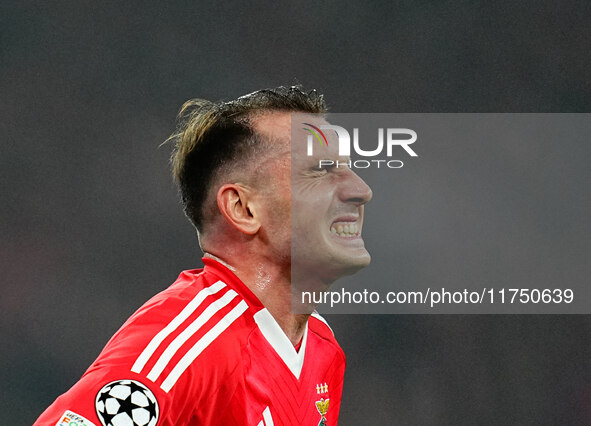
[35,258,345,426]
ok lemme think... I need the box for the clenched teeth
[330,223,359,237]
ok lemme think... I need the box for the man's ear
[216,184,261,235]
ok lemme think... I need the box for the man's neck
[205,252,311,346]
[204,252,236,271]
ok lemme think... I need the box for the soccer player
[35,86,372,426]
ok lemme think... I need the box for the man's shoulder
[308,311,345,358]
[94,268,257,392]
[113,268,251,335]
[309,311,335,339]
[33,269,257,425]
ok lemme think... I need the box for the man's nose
[338,169,373,205]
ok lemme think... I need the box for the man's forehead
[252,111,327,139]
[251,111,337,160]
[251,111,290,140]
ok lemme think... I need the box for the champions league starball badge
[95,380,159,426]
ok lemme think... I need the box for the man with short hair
[35,86,372,426]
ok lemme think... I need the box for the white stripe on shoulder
[262,406,274,426]
[256,406,273,426]
[311,311,334,335]
[160,300,249,392]
[131,280,226,374]
[147,289,239,381]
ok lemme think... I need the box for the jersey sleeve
[33,366,165,426]
[34,280,247,426]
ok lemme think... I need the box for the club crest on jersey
[315,398,330,426]
[95,379,159,426]
[316,383,329,394]
[315,383,330,426]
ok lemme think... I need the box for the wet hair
[167,85,327,232]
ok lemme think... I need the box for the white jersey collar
[253,308,308,379]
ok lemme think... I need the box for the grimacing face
[253,112,372,283]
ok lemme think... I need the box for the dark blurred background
[2,1,591,424]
